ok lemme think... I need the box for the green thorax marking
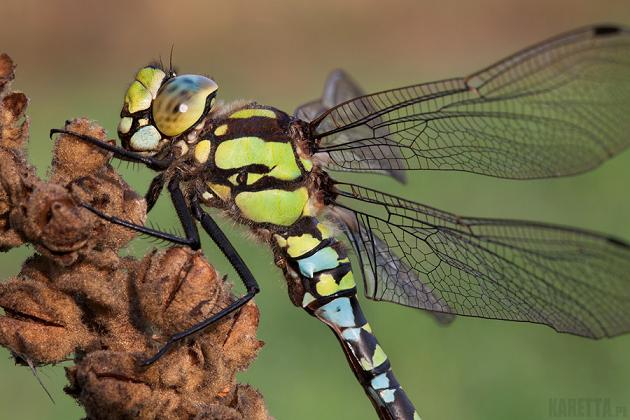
[212,106,304,182]
[235,187,309,226]
[215,137,302,181]
[199,104,314,227]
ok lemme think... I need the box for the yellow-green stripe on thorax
[196,104,314,228]
[215,137,302,181]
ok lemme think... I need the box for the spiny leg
[191,199,260,296]
[52,130,261,363]
[50,128,171,170]
[165,178,200,248]
[83,177,201,249]
[86,180,261,365]
[141,199,260,366]
[51,129,169,214]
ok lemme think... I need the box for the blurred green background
[1,1,630,419]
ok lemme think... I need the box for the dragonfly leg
[140,293,257,366]
[86,178,259,365]
[141,198,260,366]
[49,128,171,171]
[51,128,169,212]
[83,177,201,249]
[191,199,260,295]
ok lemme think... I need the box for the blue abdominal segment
[274,215,421,420]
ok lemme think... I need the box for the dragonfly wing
[338,214,455,324]
[333,182,630,338]
[294,98,326,123]
[295,69,406,182]
[310,25,630,179]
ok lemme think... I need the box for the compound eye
[152,75,218,137]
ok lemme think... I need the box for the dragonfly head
[117,65,218,155]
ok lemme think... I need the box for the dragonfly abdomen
[274,216,420,420]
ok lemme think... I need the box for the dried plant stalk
[0,53,268,420]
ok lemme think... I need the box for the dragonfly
[50,24,630,420]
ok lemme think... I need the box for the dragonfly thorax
[186,104,318,229]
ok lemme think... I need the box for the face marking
[125,80,152,113]
[235,187,309,226]
[134,67,166,98]
[129,125,161,151]
[152,74,218,137]
[215,137,302,181]
[138,118,149,126]
[229,108,276,119]
[118,117,133,134]
[193,139,212,164]
[214,124,228,136]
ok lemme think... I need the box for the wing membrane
[310,25,630,179]
[296,69,406,183]
[339,216,455,324]
[333,182,630,338]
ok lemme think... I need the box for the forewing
[334,182,630,338]
[310,25,630,179]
